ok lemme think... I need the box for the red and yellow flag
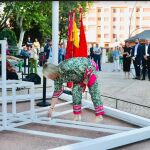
[72,10,80,57]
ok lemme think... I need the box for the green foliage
[2,1,92,44]
[3,1,52,43]
[107,51,113,63]
[0,28,17,46]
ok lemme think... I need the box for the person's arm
[48,78,63,117]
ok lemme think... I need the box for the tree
[0,3,15,30]
[0,28,17,46]
[3,1,52,48]
[2,1,92,47]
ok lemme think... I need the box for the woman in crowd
[112,46,121,72]
[121,42,132,79]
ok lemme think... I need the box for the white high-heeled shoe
[95,115,103,123]
[73,115,81,121]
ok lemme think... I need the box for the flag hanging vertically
[72,10,80,57]
[79,7,88,57]
[65,12,74,88]
[65,12,73,59]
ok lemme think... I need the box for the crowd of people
[19,37,66,74]
[121,38,150,81]
[3,36,150,82]
[88,38,150,81]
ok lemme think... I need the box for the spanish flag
[73,11,80,57]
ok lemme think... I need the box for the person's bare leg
[128,72,130,79]
[95,115,103,123]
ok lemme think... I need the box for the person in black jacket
[131,38,142,80]
[44,39,52,62]
[141,39,150,81]
[90,44,94,60]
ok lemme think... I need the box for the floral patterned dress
[52,57,104,116]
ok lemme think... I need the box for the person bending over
[43,57,104,123]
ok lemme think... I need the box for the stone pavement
[98,63,150,118]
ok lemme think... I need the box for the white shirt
[145,45,149,56]
[134,44,139,56]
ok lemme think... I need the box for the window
[97,26,101,30]
[97,8,101,12]
[97,34,101,38]
[113,17,116,21]
[98,17,101,21]
[113,8,116,13]
[104,17,109,21]
[143,16,150,20]
[136,25,140,28]
[104,34,109,38]
[105,43,109,47]
[113,25,116,29]
[113,34,117,38]
[143,8,150,12]
[136,17,140,20]
[136,8,140,12]
[120,17,124,22]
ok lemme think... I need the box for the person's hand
[132,57,135,61]
[48,107,54,118]
[144,55,148,60]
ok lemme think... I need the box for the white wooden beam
[49,126,150,150]
[8,127,91,142]
[36,120,124,134]
[55,119,136,131]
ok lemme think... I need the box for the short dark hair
[135,38,140,41]
[47,39,51,42]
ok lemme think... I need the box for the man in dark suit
[141,39,150,81]
[131,38,142,80]
[90,44,94,60]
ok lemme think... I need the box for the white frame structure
[1,40,150,150]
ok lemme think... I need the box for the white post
[12,86,16,115]
[52,1,59,65]
[1,40,7,128]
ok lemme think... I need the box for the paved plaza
[0,62,150,150]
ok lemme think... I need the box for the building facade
[83,1,150,48]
